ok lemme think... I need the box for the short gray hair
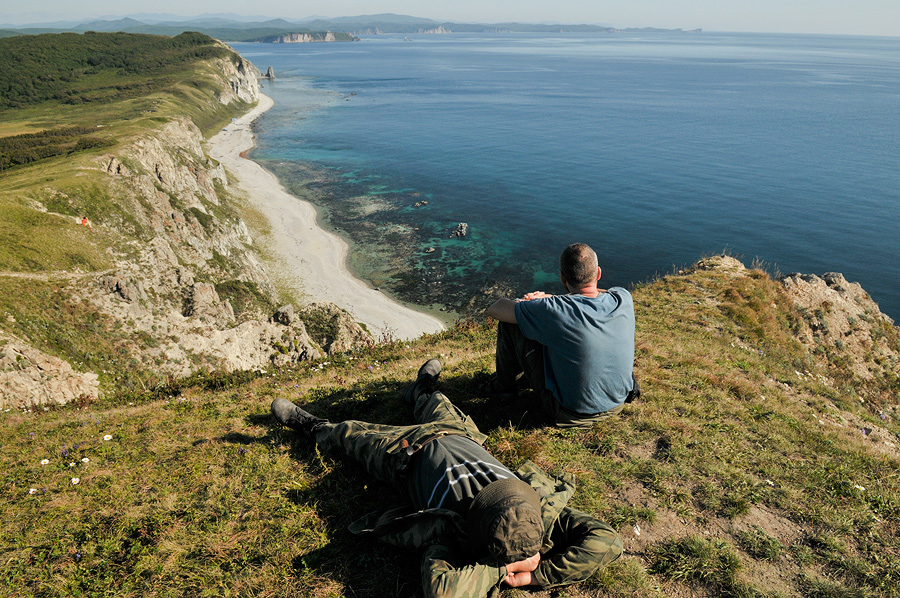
[560,243,598,287]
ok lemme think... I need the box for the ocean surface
[230,33,900,319]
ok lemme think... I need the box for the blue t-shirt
[515,288,635,415]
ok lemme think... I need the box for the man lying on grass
[271,358,622,598]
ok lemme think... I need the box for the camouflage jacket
[349,460,623,598]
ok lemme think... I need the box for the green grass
[737,526,783,561]
[2,262,899,597]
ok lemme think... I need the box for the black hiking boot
[476,376,518,400]
[271,399,322,435]
[403,358,442,405]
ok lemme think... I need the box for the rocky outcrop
[1,334,99,408]
[780,271,897,381]
[688,256,899,385]
[264,66,275,80]
[300,302,374,354]
[450,222,468,238]
[692,254,747,276]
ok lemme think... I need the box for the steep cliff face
[0,50,373,410]
[272,32,337,43]
[213,54,261,105]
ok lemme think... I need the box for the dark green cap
[467,478,543,564]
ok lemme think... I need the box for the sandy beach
[206,94,446,341]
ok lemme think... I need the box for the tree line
[0,126,111,172]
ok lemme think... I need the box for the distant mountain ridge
[0,12,701,39]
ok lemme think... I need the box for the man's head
[559,243,600,289]
[467,478,544,564]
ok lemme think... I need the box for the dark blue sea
[230,32,900,319]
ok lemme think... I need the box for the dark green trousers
[313,391,487,488]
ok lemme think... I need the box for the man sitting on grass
[482,242,638,428]
[271,358,622,598]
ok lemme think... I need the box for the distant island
[0,12,700,42]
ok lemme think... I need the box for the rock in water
[450,222,468,238]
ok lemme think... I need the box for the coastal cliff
[271,32,337,43]
[0,34,373,409]
[254,31,358,43]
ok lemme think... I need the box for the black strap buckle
[625,373,641,404]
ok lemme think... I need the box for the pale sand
[206,94,445,341]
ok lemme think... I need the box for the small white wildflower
[40,459,50,465]
[81,458,89,463]
[766,479,775,486]
[29,488,38,495]
[68,462,76,467]
[103,434,113,441]
[71,477,80,485]
[854,484,866,491]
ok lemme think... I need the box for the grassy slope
[0,32,252,394]
[3,262,898,597]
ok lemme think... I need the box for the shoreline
[206,94,446,341]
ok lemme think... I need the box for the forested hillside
[0,31,232,109]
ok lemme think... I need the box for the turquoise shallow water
[231,32,900,318]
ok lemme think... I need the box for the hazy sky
[3,0,899,37]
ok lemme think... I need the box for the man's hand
[504,571,535,587]
[521,291,552,301]
[504,553,540,587]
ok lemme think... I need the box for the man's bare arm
[486,298,518,323]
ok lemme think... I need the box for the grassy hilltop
[1,31,900,598]
[3,257,900,597]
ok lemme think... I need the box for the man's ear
[596,267,602,281]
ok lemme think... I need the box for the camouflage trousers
[312,391,486,489]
